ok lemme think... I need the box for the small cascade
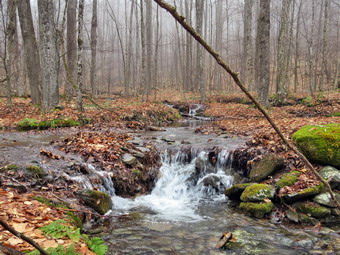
[188,104,202,117]
[111,148,236,221]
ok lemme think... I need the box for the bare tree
[90,0,98,96]
[145,0,153,100]
[241,0,254,90]
[255,0,271,106]
[276,0,292,103]
[38,0,59,111]
[66,0,77,100]
[77,0,84,111]
[17,0,42,104]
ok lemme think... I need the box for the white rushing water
[111,149,234,222]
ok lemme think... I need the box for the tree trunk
[241,0,254,90]
[77,0,84,111]
[17,0,42,104]
[66,0,77,100]
[255,0,271,107]
[140,0,146,97]
[184,0,193,92]
[90,0,98,97]
[294,0,303,93]
[195,0,206,102]
[38,0,59,112]
[276,0,292,103]
[214,0,223,91]
[145,0,153,100]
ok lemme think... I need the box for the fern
[87,237,108,255]
[26,245,80,255]
[41,220,70,238]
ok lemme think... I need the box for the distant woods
[0,0,339,109]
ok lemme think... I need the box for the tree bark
[38,0,59,112]
[17,0,42,104]
[276,0,292,103]
[255,0,271,107]
[145,0,153,100]
[77,0,84,111]
[90,0,98,97]
[66,0,77,100]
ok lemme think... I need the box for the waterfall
[111,148,235,222]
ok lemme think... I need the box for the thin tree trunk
[17,0,42,104]
[195,0,205,102]
[294,0,303,93]
[90,0,98,97]
[77,0,84,112]
[145,0,153,100]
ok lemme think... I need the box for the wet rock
[249,154,284,182]
[313,192,340,208]
[319,166,340,189]
[136,146,150,153]
[224,183,254,200]
[298,213,320,225]
[161,136,176,143]
[239,201,274,218]
[240,184,276,202]
[201,175,220,189]
[276,171,300,189]
[181,140,191,145]
[286,210,299,223]
[122,153,137,165]
[282,183,324,203]
[132,151,145,159]
[292,124,340,168]
[77,189,112,215]
[293,201,331,218]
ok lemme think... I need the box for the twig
[153,0,339,209]
[0,218,49,255]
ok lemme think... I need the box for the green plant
[26,165,46,178]
[26,244,80,255]
[17,118,39,130]
[84,236,108,255]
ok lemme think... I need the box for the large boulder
[319,166,340,189]
[239,201,274,218]
[224,183,254,200]
[249,154,284,182]
[292,124,340,168]
[77,189,112,215]
[240,184,276,202]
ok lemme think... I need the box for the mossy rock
[292,124,340,168]
[293,201,331,218]
[0,164,19,172]
[240,184,276,202]
[282,183,325,203]
[17,118,40,130]
[276,171,300,189]
[249,154,284,182]
[224,183,254,200]
[313,192,340,208]
[77,189,112,215]
[17,118,80,130]
[26,165,46,178]
[239,201,274,218]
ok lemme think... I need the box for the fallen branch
[0,218,49,255]
[154,0,339,209]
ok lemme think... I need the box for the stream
[1,107,339,255]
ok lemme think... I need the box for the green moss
[326,112,340,117]
[249,154,284,182]
[1,164,19,172]
[293,202,331,218]
[132,169,142,176]
[292,124,340,167]
[26,165,46,178]
[239,202,274,218]
[224,183,254,200]
[77,189,112,215]
[240,184,276,202]
[283,183,325,203]
[276,171,300,189]
[17,118,39,130]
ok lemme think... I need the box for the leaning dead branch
[153,0,339,209]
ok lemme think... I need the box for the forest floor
[0,91,339,253]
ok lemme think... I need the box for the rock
[181,140,191,145]
[132,151,145,159]
[286,210,299,223]
[249,154,284,182]
[200,175,220,189]
[297,213,320,225]
[77,189,112,215]
[240,184,276,202]
[122,153,137,165]
[313,192,340,208]
[161,136,176,143]
[293,201,331,218]
[319,166,340,189]
[136,146,150,153]
[282,183,324,203]
[276,171,300,189]
[292,124,340,168]
[239,201,274,218]
[224,183,254,200]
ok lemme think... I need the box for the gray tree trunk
[276,0,292,103]
[214,0,223,91]
[90,0,98,96]
[294,0,303,93]
[77,0,84,111]
[195,0,206,101]
[241,0,254,90]
[255,0,271,107]
[140,0,146,97]
[145,0,152,100]
[184,0,193,92]
[17,0,42,104]
[38,0,59,112]
[66,0,77,100]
